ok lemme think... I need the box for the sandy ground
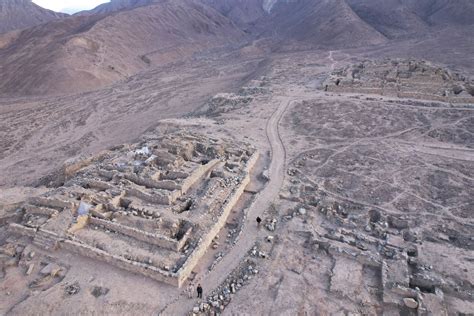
[1,48,473,315]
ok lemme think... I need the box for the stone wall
[61,239,180,286]
[175,152,259,287]
[181,159,220,194]
[0,213,21,226]
[122,158,218,206]
[398,92,473,104]
[89,217,192,251]
[8,151,259,288]
[9,222,180,286]
[24,205,59,217]
[84,179,114,191]
[8,223,37,238]
[327,86,473,104]
[97,169,115,181]
[124,174,181,191]
[29,197,75,210]
[125,188,176,205]
[161,171,189,180]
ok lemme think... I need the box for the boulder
[26,263,35,276]
[388,216,409,229]
[403,297,419,309]
[369,209,381,223]
[40,263,61,277]
[91,286,109,298]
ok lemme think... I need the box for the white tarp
[77,201,91,216]
[134,146,151,156]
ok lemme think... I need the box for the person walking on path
[256,216,262,227]
[197,284,203,299]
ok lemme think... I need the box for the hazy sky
[33,0,110,14]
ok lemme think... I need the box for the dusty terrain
[1,1,474,315]
[2,47,473,315]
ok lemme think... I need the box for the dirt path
[160,98,292,315]
[202,97,290,286]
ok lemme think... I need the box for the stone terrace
[324,59,474,104]
[8,132,258,287]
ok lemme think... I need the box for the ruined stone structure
[8,132,258,287]
[324,59,474,104]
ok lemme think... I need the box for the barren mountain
[200,0,388,48]
[1,0,473,315]
[199,0,266,27]
[266,0,387,47]
[402,0,474,25]
[202,0,474,41]
[0,0,66,34]
[346,0,474,38]
[345,0,429,38]
[78,0,158,15]
[2,0,474,96]
[0,0,247,96]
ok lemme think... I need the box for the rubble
[196,246,264,315]
[65,282,81,295]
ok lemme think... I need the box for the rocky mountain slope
[265,0,386,47]
[346,0,474,38]
[0,0,246,95]
[77,0,159,15]
[0,0,66,34]
[1,0,474,96]
[403,0,474,26]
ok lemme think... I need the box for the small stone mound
[65,281,80,296]
[91,286,110,298]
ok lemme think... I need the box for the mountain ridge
[0,0,67,34]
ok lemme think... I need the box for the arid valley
[0,0,473,315]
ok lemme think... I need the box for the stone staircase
[33,231,57,251]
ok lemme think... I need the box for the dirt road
[202,97,291,288]
[160,98,292,315]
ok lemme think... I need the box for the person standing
[187,283,193,299]
[256,216,262,227]
[197,284,203,299]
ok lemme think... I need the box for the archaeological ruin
[324,59,474,103]
[6,132,258,287]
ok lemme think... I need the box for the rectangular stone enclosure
[9,132,258,287]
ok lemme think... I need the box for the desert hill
[77,0,159,15]
[0,0,66,34]
[202,0,474,41]
[264,0,386,47]
[0,0,247,96]
[402,0,474,26]
[346,0,474,38]
[199,0,266,28]
[2,0,474,96]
